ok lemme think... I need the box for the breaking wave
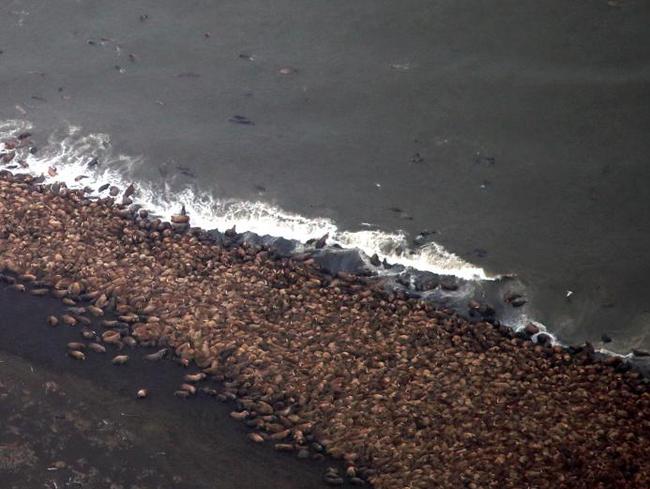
[0,120,491,280]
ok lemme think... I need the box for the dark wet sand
[0,286,350,489]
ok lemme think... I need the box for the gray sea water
[1,0,649,354]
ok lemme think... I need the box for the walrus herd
[0,171,649,488]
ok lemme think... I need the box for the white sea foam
[512,318,560,347]
[0,120,491,280]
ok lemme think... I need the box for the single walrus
[144,348,168,361]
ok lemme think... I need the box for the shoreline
[217,231,650,374]
[2,126,649,365]
[1,170,650,488]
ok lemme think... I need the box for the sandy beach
[0,171,649,488]
[0,270,355,489]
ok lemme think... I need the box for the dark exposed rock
[396,274,411,288]
[314,234,328,249]
[412,272,439,291]
[440,277,459,291]
[312,249,370,276]
[124,183,136,198]
[265,237,296,258]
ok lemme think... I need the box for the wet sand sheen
[0,291,349,489]
[0,172,649,488]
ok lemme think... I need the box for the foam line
[0,120,491,280]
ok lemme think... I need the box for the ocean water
[0,0,649,353]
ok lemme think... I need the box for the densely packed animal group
[0,171,648,488]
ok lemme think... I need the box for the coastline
[1,170,649,488]
[2,123,649,364]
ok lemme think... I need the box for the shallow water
[0,0,649,351]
